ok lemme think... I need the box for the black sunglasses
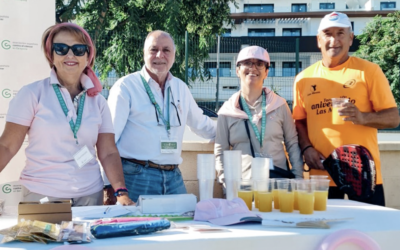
[52,43,89,56]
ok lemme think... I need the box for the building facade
[190,0,399,109]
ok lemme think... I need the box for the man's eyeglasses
[52,43,89,56]
[238,61,269,70]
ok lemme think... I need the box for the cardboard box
[18,200,72,224]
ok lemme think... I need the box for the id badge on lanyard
[52,84,93,168]
[73,145,94,168]
[160,137,178,154]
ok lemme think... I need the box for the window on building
[351,21,354,32]
[380,1,396,9]
[204,62,231,77]
[248,29,275,37]
[244,4,274,13]
[292,4,307,12]
[282,28,302,37]
[268,62,275,77]
[282,62,302,77]
[320,3,335,9]
[222,29,231,37]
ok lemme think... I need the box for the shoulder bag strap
[239,97,255,158]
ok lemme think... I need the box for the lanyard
[52,84,86,144]
[240,91,266,148]
[140,75,171,135]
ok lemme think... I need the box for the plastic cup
[225,179,240,200]
[251,158,271,180]
[270,178,287,209]
[297,180,315,215]
[223,150,242,181]
[238,179,253,211]
[310,175,329,180]
[224,150,242,201]
[313,179,330,211]
[252,158,271,208]
[256,180,273,212]
[292,180,299,210]
[198,179,214,201]
[197,154,216,201]
[197,154,216,180]
[331,98,349,125]
[277,179,294,213]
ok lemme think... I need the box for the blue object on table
[90,218,171,239]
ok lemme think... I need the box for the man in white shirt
[108,30,216,202]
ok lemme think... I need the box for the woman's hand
[116,193,135,206]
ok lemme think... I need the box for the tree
[354,11,400,105]
[56,0,85,23]
[69,0,237,83]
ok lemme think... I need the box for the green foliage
[66,0,237,83]
[354,11,400,105]
[56,0,85,23]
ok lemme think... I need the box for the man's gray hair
[143,30,176,51]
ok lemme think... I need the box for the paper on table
[138,194,197,214]
[72,205,138,219]
[171,222,230,233]
[262,217,352,229]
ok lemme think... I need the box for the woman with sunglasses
[0,23,134,206]
[215,46,303,184]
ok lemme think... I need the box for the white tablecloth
[0,199,399,250]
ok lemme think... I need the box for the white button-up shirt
[108,67,216,165]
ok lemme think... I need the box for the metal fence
[96,33,309,112]
[94,32,400,131]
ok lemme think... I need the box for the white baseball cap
[236,46,270,65]
[318,12,352,32]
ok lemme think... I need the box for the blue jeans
[122,159,187,203]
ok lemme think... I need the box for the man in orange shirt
[292,12,400,206]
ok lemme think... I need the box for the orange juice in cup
[258,191,273,212]
[256,180,274,212]
[298,191,314,214]
[331,98,349,125]
[273,189,279,209]
[294,190,299,210]
[254,191,259,208]
[238,190,253,210]
[279,190,294,213]
[277,179,294,213]
[313,179,330,211]
[238,179,253,210]
[314,190,328,211]
[297,180,315,214]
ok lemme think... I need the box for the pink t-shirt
[6,70,114,198]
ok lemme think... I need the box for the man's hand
[340,102,365,125]
[303,147,325,170]
[116,193,135,206]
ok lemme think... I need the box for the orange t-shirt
[293,56,397,185]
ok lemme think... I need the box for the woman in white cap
[214,46,303,184]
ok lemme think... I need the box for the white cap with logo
[318,12,352,32]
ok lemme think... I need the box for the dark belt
[121,157,178,171]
